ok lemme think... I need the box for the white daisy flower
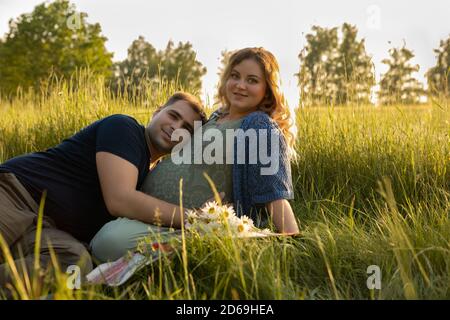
[198,202,221,222]
[218,205,236,221]
[236,220,252,234]
[201,201,219,215]
[185,209,199,225]
[240,215,255,228]
[184,201,269,237]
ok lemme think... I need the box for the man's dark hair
[156,92,207,124]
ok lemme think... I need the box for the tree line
[0,0,448,106]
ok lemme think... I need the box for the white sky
[1,0,449,106]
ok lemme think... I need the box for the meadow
[0,73,449,299]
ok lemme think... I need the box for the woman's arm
[265,199,300,234]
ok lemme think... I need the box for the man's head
[147,92,207,157]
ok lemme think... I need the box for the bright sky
[1,0,449,107]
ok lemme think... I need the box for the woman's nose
[236,80,246,89]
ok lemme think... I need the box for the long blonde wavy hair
[216,47,297,159]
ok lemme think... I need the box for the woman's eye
[248,78,257,84]
[231,73,239,79]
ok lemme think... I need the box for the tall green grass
[0,73,449,299]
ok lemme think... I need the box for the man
[0,92,206,289]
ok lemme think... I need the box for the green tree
[111,36,159,97]
[426,35,450,99]
[217,49,234,78]
[378,44,425,105]
[296,23,374,106]
[160,40,206,92]
[297,26,338,106]
[213,48,234,95]
[111,37,206,98]
[335,23,375,104]
[0,0,113,96]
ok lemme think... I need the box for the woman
[91,47,300,263]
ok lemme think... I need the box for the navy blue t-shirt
[0,114,150,242]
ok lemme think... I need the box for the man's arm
[265,199,300,234]
[96,151,184,228]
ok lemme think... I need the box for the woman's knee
[90,218,149,263]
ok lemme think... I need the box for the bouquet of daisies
[184,201,272,237]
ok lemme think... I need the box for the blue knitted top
[210,111,294,227]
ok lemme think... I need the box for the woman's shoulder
[209,110,280,131]
[241,111,279,130]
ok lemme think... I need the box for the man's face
[147,100,201,155]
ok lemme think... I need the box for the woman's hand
[266,199,300,234]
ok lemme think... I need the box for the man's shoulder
[100,114,139,125]
[95,114,143,132]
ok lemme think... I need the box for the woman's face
[225,58,267,115]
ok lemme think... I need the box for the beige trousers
[0,172,92,294]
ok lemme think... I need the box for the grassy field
[0,75,449,300]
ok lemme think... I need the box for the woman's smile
[233,92,248,98]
